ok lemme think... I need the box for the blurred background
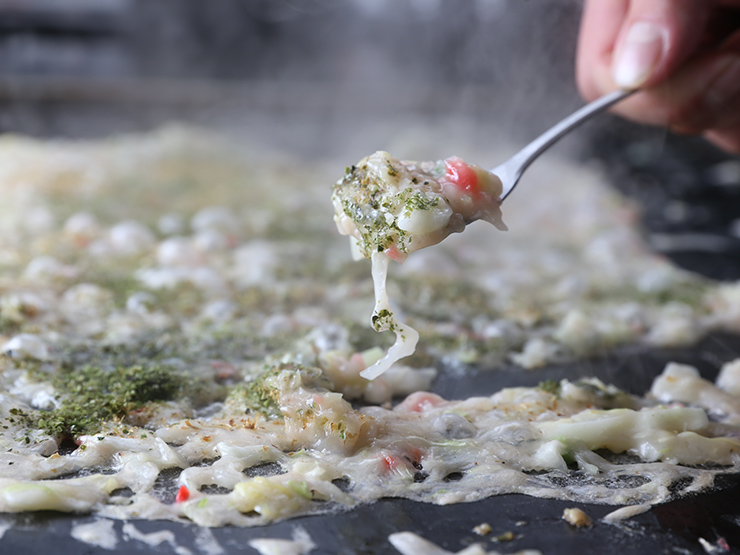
[0,0,584,143]
[0,0,739,278]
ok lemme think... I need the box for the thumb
[612,0,712,89]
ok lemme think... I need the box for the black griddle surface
[2,484,739,555]
[3,333,740,554]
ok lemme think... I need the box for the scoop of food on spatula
[332,89,634,379]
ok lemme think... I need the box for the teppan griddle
[1,332,740,555]
[3,112,740,555]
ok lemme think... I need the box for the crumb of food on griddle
[562,507,592,528]
[698,536,731,553]
[602,504,652,523]
[492,530,516,542]
[472,522,491,536]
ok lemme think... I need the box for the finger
[576,0,715,98]
[576,0,629,101]
[612,0,713,89]
[704,129,740,154]
[607,35,740,133]
[705,59,740,156]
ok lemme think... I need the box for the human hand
[576,0,740,153]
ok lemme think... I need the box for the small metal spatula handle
[493,89,636,202]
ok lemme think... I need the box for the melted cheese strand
[361,252,419,380]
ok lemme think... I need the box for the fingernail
[612,21,667,88]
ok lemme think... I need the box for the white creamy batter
[0,130,738,531]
